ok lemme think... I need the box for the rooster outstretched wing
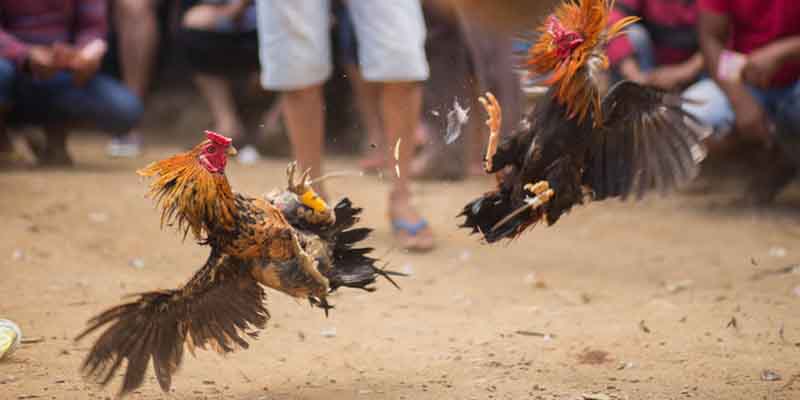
[583,81,711,201]
[76,251,268,396]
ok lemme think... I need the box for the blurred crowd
[0,0,798,249]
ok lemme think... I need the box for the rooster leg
[489,181,554,233]
[291,232,330,298]
[478,92,502,172]
[523,181,555,209]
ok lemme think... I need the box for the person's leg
[346,64,385,170]
[10,72,77,164]
[461,15,522,176]
[257,0,332,194]
[334,3,384,170]
[193,74,245,136]
[182,4,246,138]
[0,60,16,157]
[411,3,471,180]
[115,0,161,99]
[682,78,738,153]
[349,0,433,250]
[46,74,143,141]
[744,81,800,204]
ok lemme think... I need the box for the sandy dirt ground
[1,135,800,400]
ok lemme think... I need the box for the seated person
[683,0,800,203]
[607,0,703,91]
[179,0,274,161]
[0,0,143,165]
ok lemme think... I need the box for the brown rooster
[460,0,710,243]
[76,131,397,396]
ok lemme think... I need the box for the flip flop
[392,218,434,253]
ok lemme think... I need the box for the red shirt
[608,0,699,67]
[699,0,800,87]
[0,0,107,67]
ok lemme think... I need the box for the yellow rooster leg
[478,92,502,173]
[489,181,554,233]
[524,180,554,209]
[290,232,330,298]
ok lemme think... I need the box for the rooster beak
[227,146,238,156]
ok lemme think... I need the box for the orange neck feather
[527,0,638,126]
[137,147,237,241]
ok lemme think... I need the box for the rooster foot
[489,181,554,233]
[523,181,555,209]
[286,161,312,195]
[478,92,502,173]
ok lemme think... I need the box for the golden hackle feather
[137,140,236,240]
[527,0,639,126]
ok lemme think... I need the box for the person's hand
[618,57,648,84]
[221,0,253,23]
[51,43,78,69]
[742,43,784,88]
[645,63,695,91]
[26,45,59,80]
[70,39,107,86]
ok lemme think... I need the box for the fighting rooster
[76,131,396,395]
[460,0,709,243]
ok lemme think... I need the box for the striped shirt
[0,0,107,67]
[607,0,698,67]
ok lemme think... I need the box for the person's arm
[70,0,109,85]
[607,0,646,82]
[742,35,800,88]
[646,52,704,90]
[698,9,769,140]
[0,28,31,68]
[0,26,61,79]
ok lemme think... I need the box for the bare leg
[382,82,434,251]
[193,74,244,138]
[282,85,326,198]
[261,95,284,135]
[115,0,160,98]
[345,64,384,170]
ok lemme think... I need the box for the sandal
[392,218,435,253]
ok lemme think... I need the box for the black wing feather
[584,80,710,201]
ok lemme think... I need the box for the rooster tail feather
[325,198,403,291]
[459,188,533,243]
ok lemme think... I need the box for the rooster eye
[207,146,216,154]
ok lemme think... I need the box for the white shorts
[257,0,429,90]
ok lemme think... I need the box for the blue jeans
[0,59,143,136]
[682,78,800,138]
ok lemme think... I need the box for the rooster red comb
[205,130,232,146]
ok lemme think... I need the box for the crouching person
[0,0,143,166]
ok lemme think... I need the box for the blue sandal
[392,218,434,252]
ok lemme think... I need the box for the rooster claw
[309,296,335,317]
[286,161,312,195]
